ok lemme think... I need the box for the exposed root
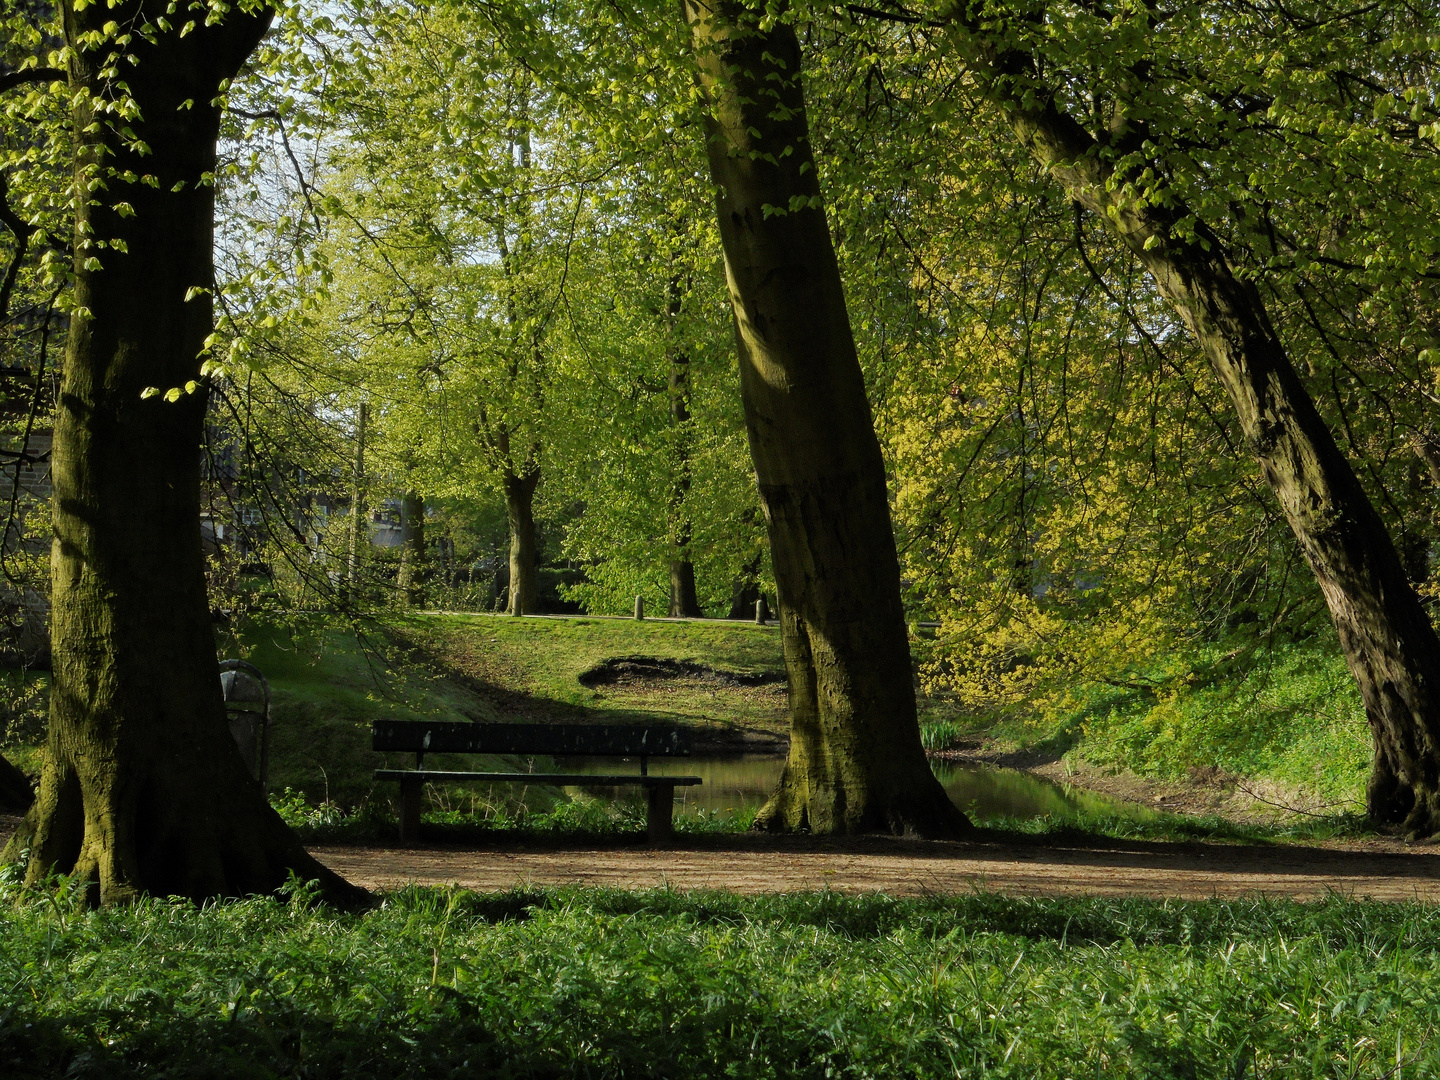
[2,755,370,909]
[754,762,971,840]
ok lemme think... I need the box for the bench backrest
[372,720,692,758]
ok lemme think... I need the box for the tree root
[754,762,971,840]
[2,755,369,909]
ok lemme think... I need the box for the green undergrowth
[977,810,1371,846]
[1074,639,1370,809]
[269,783,1355,849]
[4,880,1440,1078]
[270,786,758,844]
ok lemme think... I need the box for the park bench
[372,720,701,843]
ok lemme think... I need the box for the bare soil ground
[4,813,1436,901]
[309,831,1440,902]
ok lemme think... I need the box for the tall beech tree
[0,1,363,903]
[666,273,704,618]
[933,0,1440,835]
[683,0,967,836]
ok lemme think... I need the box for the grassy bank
[238,612,787,813]
[921,633,1374,822]
[3,881,1437,1078]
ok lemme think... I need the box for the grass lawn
[3,881,1436,1078]
[398,611,787,734]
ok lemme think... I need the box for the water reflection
[930,760,1154,822]
[551,754,1152,822]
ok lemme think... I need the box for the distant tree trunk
[667,276,703,618]
[1,1,364,904]
[504,467,539,616]
[397,489,425,607]
[669,559,701,618]
[683,0,967,837]
[956,20,1440,836]
[726,550,762,620]
[345,400,369,604]
[0,751,32,812]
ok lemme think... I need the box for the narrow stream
[551,754,1154,823]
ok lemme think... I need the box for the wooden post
[646,782,676,840]
[635,595,645,620]
[399,776,422,845]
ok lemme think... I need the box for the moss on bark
[0,1,365,904]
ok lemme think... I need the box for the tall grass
[3,879,1439,1078]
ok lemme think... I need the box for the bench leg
[399,777,423,845]
[646,783,677,841]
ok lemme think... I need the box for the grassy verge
[919,633,1375,826]
[3,880,1437,1078]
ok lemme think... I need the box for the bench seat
[372,721,702,842]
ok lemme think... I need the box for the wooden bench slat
[372,720,692,757]
[374,770,702,786]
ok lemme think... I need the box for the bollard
[635,594,645,620]
[755,597,768,624]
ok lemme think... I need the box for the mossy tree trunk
[955,19,1440,836]
[504,466,539,616]
[683,0,967,837]
[1,0,365,904]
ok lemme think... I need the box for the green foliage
[275,788,758,844]
[0,667,46,749]
[5,885,1440,1077]
[918,719,968,752]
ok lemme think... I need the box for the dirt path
[311,833,1440,902]
[5,812,1436,901]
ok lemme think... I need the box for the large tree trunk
[1,1,365,904]
[666,279,704,618]
[683,0,967,837]
[397,489,425,607]
[504,467,539,616]
[954,21,1440,835]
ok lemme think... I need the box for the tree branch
[0,68,66,94]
